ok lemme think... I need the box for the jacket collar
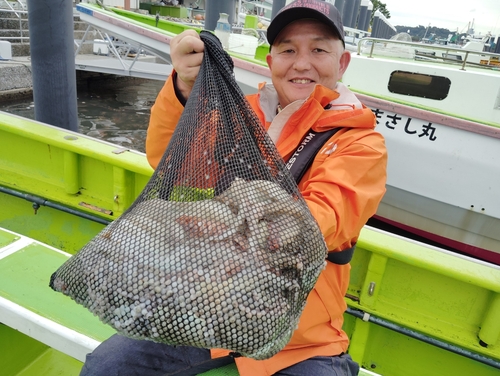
[258,82,364,122]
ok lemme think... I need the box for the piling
[26,0,78,131]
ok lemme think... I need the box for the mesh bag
[50,31,328,360]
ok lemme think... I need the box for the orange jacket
[146,75,387,376]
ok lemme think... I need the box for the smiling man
[265,1,350,110]
[80,1,388,376]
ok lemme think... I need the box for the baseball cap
[267,0,345,46]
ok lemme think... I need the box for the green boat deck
[1,226,499,375]
[1,112,500,375]
[0,227,241,376]
[0,228,111,375]
[0,227,382,376]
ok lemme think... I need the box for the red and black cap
[267,0,345,46]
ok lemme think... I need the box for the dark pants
[80,334,360,376]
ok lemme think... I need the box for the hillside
[394,25,460,42]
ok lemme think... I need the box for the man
[80,1,387,375]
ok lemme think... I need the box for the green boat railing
[1,112,500,375]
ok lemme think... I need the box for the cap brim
[267,8,344,46]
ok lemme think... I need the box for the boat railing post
[443,48,449,60]
[461,51,469,70]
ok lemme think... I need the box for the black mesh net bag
[50,31,328,360]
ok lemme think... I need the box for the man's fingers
[183,51,203,69]
[172,30,204,55]
[170,30,204,99]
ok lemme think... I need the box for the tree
[371,0,390,24]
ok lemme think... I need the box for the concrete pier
[0,2,88,102]
[0,56,33,101]
[0,4,168,103]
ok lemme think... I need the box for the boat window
[442,52,462,61]
[388,71,451,100]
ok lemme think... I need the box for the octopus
[50,178,328,360]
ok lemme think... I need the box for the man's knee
[79,334,137,376]
[79,334,212,376]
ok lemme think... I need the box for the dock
[74,54,171,81]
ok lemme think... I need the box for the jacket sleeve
[299,129,388,252]
[146,73,185,169]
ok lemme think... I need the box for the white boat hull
[359,93,500,263]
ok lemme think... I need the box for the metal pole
[352,0,361,29]
[26,0,79,132]
[343,0,355,28]
[205,0,236,31]
[0,185,112,225]
[363,1,373,32]
[334,0,345,19]
[271,0,286,20]
[346,307,500,370]
[358,0,368,31]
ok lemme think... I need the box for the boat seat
[0,226,115,375]
[442,52,463,61]
[0,226,378,376]
[415,49,436,56]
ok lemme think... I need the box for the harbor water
[0,77,165,154]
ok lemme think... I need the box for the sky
[381,0,500,36]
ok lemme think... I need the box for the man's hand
[170,30,204,101]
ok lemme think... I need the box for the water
[0,78,166,153]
